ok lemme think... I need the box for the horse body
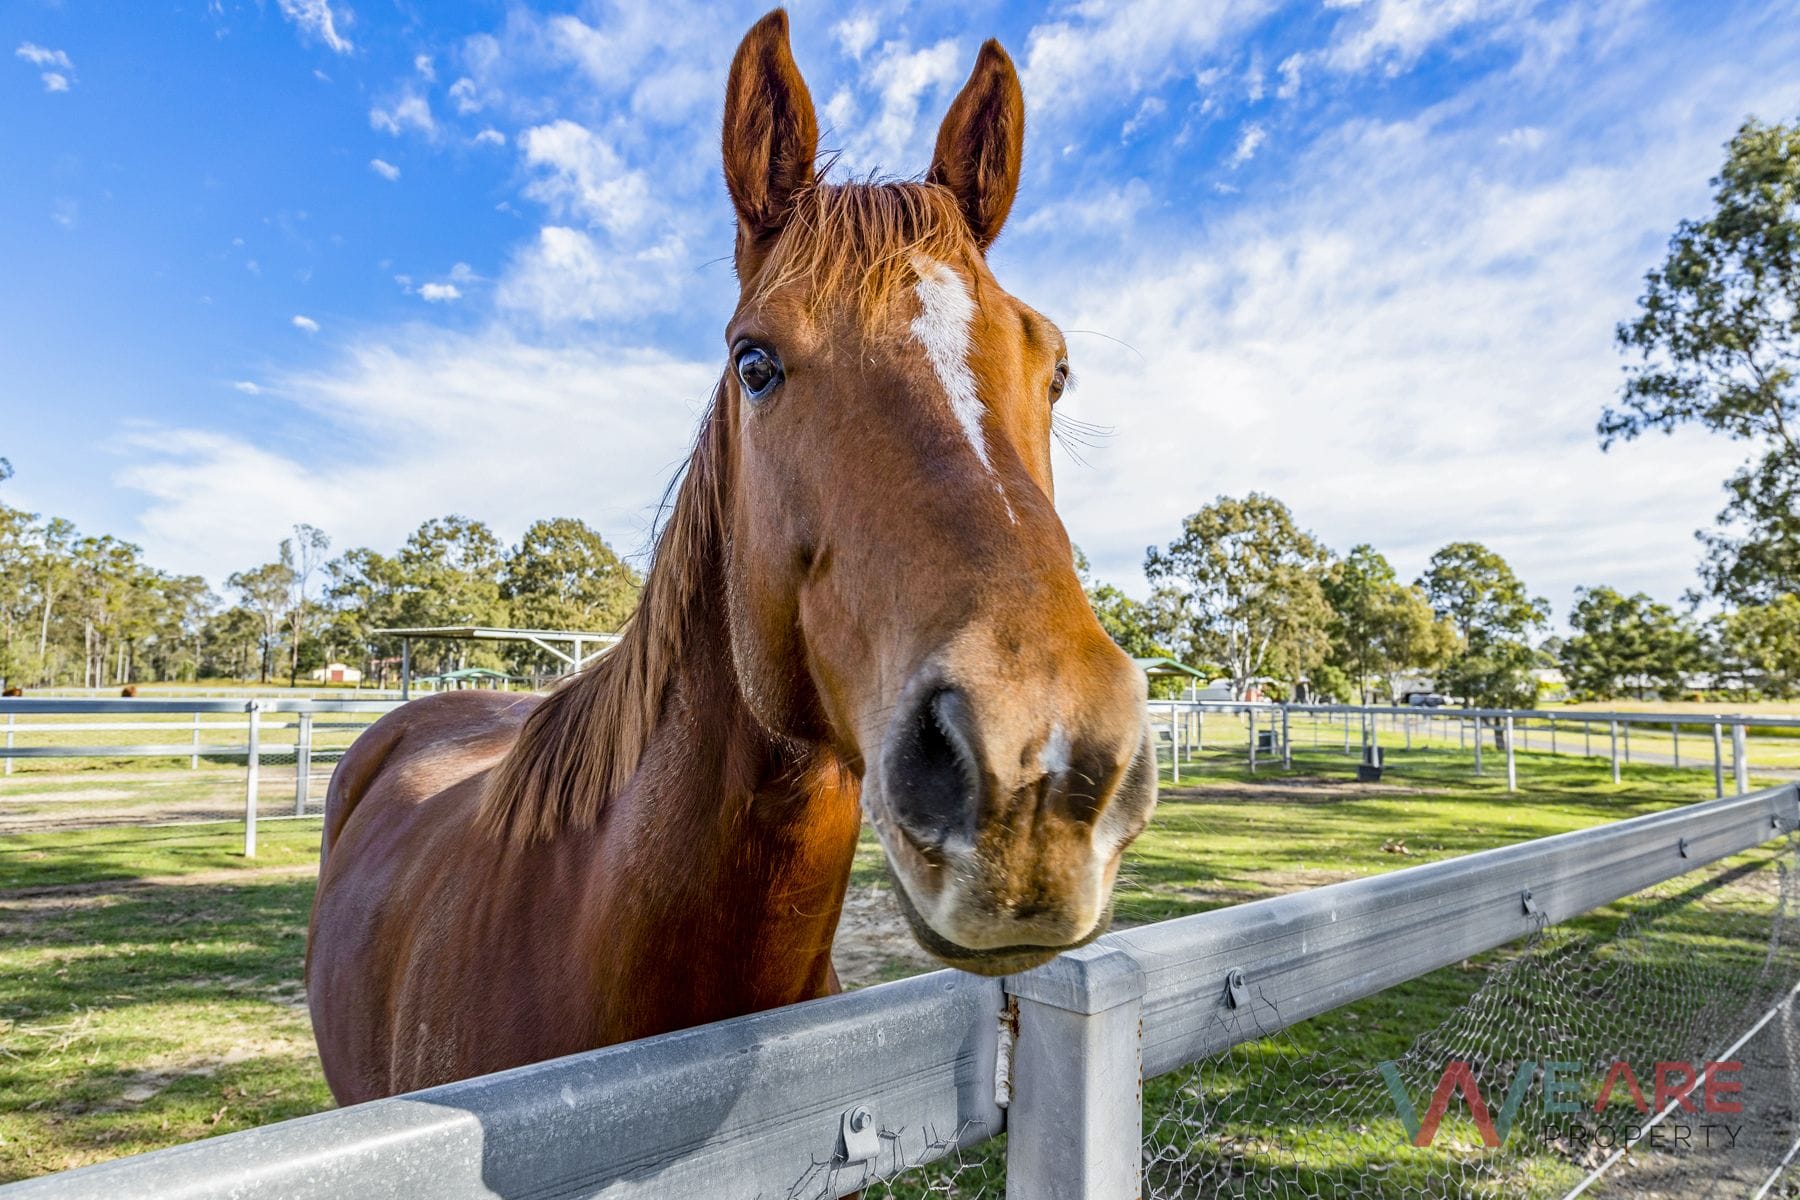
[309,8,1158,1105]
[310,628,858,1104]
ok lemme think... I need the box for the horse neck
[582,521,862,1032]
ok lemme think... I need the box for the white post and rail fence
[1152,700,1794,796]
[0,697,402,854]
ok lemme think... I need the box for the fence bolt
[1225,969,1249,1010]
[838,1105,880,1164]
[1521,889,1541,917]
[1678,837,1690,859]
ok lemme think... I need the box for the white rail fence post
[1609,721,1621,785]
[3,712,12,776]
[294,711,313,816]
[1733,723,1750,796]
[1005,947,1145,1200]
[1474,717,1483,776]
[1281,705,1292,769]
[1504,715,1517,793]
[190,711,201,770]
[243,701,261,857]
[1713,721,1726,799]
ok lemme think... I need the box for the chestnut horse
[306,9,1157,1105]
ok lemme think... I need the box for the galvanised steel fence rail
[0,697,405,852]
[3,776,1793,1200]
[1152,700,1800,794]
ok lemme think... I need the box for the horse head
[715,11,1157,975]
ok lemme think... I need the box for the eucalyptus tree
[1144,494,1332,699]
[1607,117,1800,604]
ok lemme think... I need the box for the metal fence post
[1247,706,1258,774]
[1733,723,1749,796]
[1504,715,1517,792]
[1609,721,1621,785]
[294,711,313,817]
[1169,703,1179,786]
[1550,718,1557,757]
[190,711,201,770]
[3,712,12,777]
[243,702,261,858]
[1342,711,1350,755]
[1281,705,1292,769]
[1712,721,1725,798]
[1005,947,1145,1200]
[1474,717,1483,776]
[1671,722,1680,769]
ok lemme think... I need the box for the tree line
[0,462,641,691]
[1077,490,1797,705]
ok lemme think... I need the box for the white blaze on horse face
[909,257,1017,522]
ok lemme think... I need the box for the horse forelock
[748,179,977,319]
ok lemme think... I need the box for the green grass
[0,753,1789,1188]
[0,843,326,1180]
[0,822,323,891]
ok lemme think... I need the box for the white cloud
[1022,0,1278,115]
[448,77,482,115]
[849,39,963,170]
[370,92,435,138]
[1276,53,1305,100]
[115,331,719,584]
[232,380,262,395]
[16,43,72,70]
[519,120,652,236]
[833,15,879,61]
[418,282,461,302]
[277,0,353,55]
[1229,121,1267,166]
[471,127,506,148]
[291,314,320,334]
[1323,0,1525,75]
[17,42,74,91]
[495,226,684,324]
[413,53,435,81]
[369,157,401,182]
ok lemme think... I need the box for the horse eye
[735,344,783,402]
[1049,360,1070,404]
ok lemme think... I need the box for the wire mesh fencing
[1141,838,1800,1200]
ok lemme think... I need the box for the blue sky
[4,0,1798,624]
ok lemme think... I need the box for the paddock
[2,699,1796,1198]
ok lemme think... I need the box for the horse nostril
[884,687,982,851]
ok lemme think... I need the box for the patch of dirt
[3,788,140,804]
[1162,775,1427,805]
[830,885,937,989]
[82,1039,308,1114]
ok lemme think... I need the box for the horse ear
[722,9,819,245]
[927,40,1025,252]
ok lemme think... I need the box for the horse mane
[478,178,973,843]
[478,391,731,843]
